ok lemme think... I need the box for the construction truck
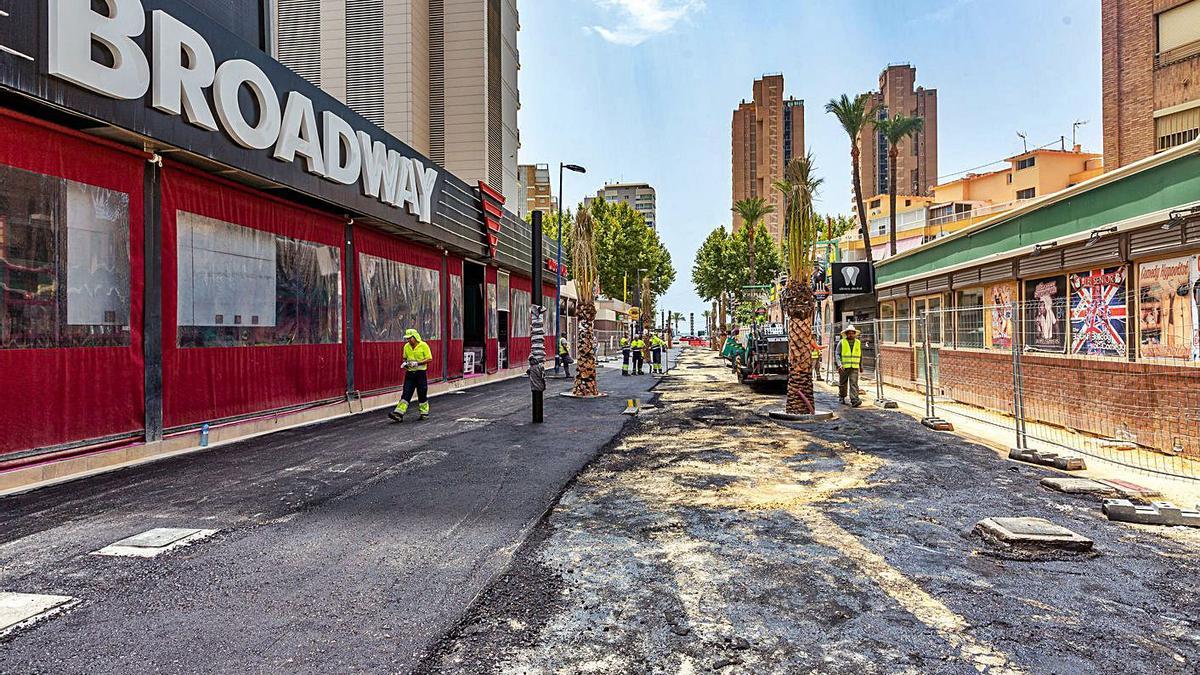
[734,319,789,385]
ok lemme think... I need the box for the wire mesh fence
[856,299,1200,481]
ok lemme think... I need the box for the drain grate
[0,592,78,637]
[92,527,219,558]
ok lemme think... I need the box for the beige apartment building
[857,64,938,200]
[273,0,520,204]
[731,74,805,241]
[1102,0,1200,169]
[518,163,556,219]
[586,182,657,230]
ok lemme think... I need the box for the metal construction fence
[823,300,1200,481]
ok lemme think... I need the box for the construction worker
[650,332,665,374]
[557,335,572,378]
[810,337,823,382]
[836,324,863,408]
[388,328,433,422]
[631,334,645,375]
[621,335,631,376]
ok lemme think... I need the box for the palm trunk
[850,145,875,266]
[786,313,816,414]
[888,147,899,257]
[572,304,599,396]
[748,226,756,287]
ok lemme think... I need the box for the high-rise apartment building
[586,183,658,230]
[273,0,520,204]
[518,163,557,219]
[1102,0,1200,170]
[731,74,804,241]
[857,65,938,201]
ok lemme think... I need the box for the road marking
[0,592,78,637]
[92,527,219,558]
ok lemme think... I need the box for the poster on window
[1023,275,1067,353]
[986,281,1017,349]
[176,211,276,328]
[450,274,464,340]
[1138,255,1200,361]
[65,181,131,327]
[511,289,531,337]
[487,283,498,338]
[358,254,441,342]
[1069,266,1128,357]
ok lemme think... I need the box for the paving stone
[1103,499,1200,527]
[973,517,1094,552]
[92,527,219,558]
[0,592,77,636]
[1040,477,1120,497]
[1095,479,1162,500]
[1008,448,1086,471]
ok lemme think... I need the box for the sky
[517,0,1104,328]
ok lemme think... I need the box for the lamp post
[557,163,586,370]
[634,267,648,335]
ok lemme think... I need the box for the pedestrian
[810,337,823,382]
[650,332,664,374]
[621,335,631,376]
[557,335,573,378]
[389,328,433,422]
[836,324,863,408]
[631,334,645,375]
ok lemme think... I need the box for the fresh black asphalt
[0,359,666,674]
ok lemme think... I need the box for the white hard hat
[842,324,858,335]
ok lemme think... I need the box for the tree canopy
[691,222,783,308]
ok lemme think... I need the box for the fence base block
[921,417,954,431]
[876,398,899,409]
[1103,499,1200,527]
[1008,447,1087,471]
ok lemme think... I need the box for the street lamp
[557,162,586,368]
[634,267,648,335]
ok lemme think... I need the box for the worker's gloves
[403,360,418,369]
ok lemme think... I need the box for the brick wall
[879,346,916,388]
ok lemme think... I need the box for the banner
[986,281,1017,349]
[1069,266,1128,357]
[1023,276,1067,353]
[1138,255,1200,360]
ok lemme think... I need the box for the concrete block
[1095,479,1161,500]
[92,527,219,558]
[1008,448,1086,471]
[1103,499,1200,527]
[974,517,1093,552]
[1040,477,1120,497]
[0,592,77,636]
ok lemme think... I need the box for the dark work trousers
[838,367,860,405]
[651,347,662,374]
[622,347,631,375]
[402,370,429,405]
[632,350,644,374]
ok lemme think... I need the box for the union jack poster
[1069,266,1128,357]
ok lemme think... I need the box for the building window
[1157,0,1200,65]
[913,294,943,345]
[511,288,531,337]
[955,289,984,348]
[1016,187,1036,200]
[1155,107,1200,152]
[176,212,342,347]
[879,302,896,343]
[358,254,442,342]
[1007,173,1013,184]
[1,164,132,349]
[869,198,881,209]
[895,300,911,344]
[1016,156,1036,170]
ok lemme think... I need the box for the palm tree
[825,94,877,267]
[874,113,925,256]
[774,152,824,415]
[670,311,684,338]
[732,197,775,287]
[571,206,601,397]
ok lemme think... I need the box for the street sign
[629,307,641,320]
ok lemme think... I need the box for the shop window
[450,274,463,340]
[955,289,985,348]
[497,272,510,312]
[895,300,911,344]
[487,283,498,338]
[358,253,441,342]
[913,294,944,345]
[511,289,531,337]
[879,302,896,343]
[177,211,341,347]
[1,164,131,349]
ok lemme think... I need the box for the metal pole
[531,211,545,423]
[1010,300,1026,448]
[921,316,934,419]
[874,319,885,403]
[555,164,564,367]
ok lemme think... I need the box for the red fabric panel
[486,265,498,373]
[353,225,444,392]
[446,255,464,379]
[508,274,532,369]
[0,112,145,454]
[161,164,346,427]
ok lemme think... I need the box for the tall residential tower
[857,64,938,200]
[273,0,520,204]
[731,74,805,242]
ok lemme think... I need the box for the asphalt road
[0,359,665,674]
[420,350,1200,674]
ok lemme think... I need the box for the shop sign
[831,262,874,294]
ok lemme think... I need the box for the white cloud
[587,0,704,46]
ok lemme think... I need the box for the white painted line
[0,592,78,637]
[92,528,219,558]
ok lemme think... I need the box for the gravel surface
[421,349,1200,675]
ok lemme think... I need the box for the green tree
[825,93,878,267]
[588,199,674,301]
[774,152,824,415]
[526,210,574,271]
[731,197,775,285]
[875,113,925,256]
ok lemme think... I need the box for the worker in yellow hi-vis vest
[835,325,862,408]
[389,329,433,422]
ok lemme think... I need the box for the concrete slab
[0,592,77,637]
[1096,479,1162,500]
[1040,477,1120,498]
[973,517,1094,552]
[1103,499,1200,527]
[92,528,219,558]
[1008,448,1087,471]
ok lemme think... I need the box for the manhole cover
[974,517,1093,553]
[93,527,219,558]
[0,592,78,636]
